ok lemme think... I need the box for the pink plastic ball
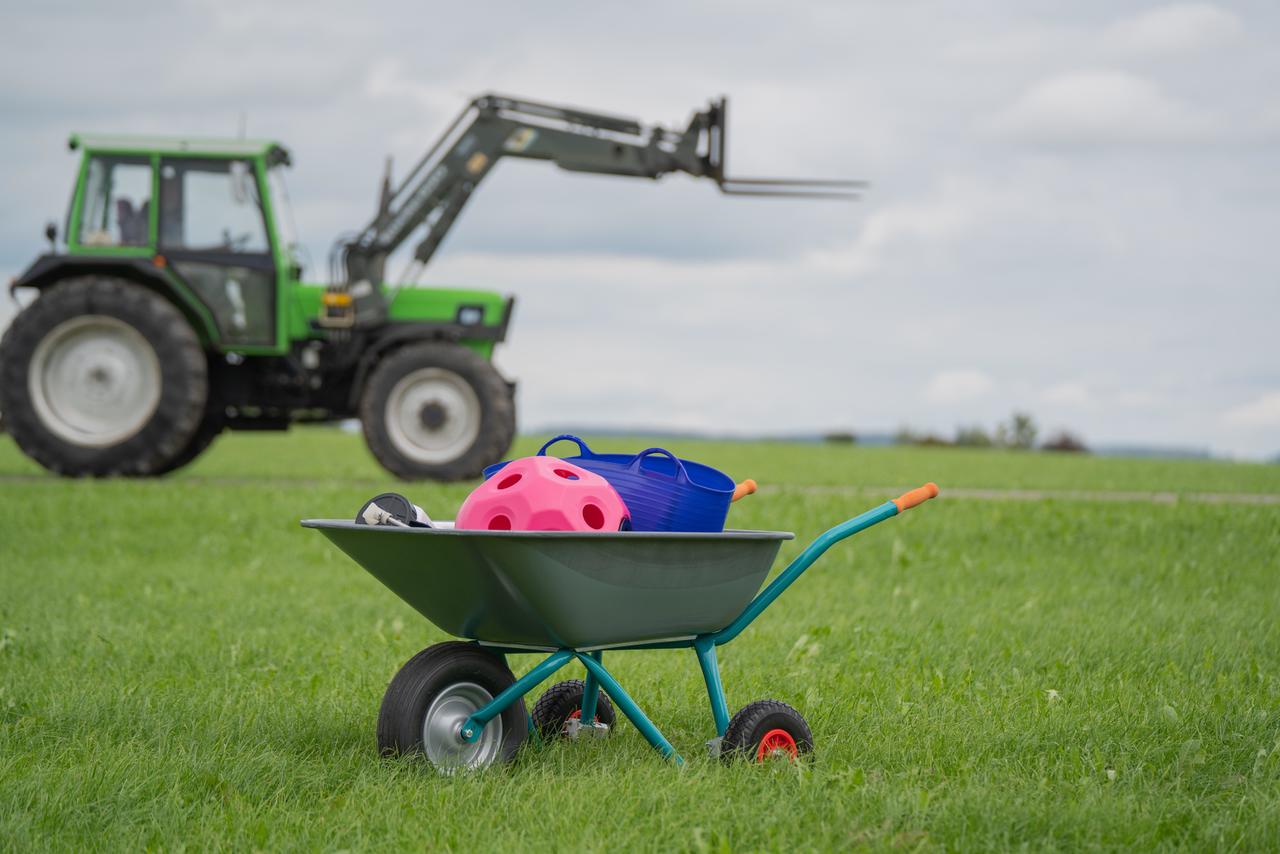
[456,457,631,532]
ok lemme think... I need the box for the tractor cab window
[158,159,269,254]
[158,157,276,347]
[77,156,152,247]
[267,165,304,273]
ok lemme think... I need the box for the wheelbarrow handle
[708,483,940,646]
[894,482,939,512]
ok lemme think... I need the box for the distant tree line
[894,412,1088,453]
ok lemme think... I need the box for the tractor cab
[62,135,298,352]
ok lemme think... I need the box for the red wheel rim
[755,728,799,762]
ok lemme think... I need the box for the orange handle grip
[893,482,938,512]
[732,479,757,503]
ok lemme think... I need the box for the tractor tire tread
[359,341,515,481]
[0,276,207,476]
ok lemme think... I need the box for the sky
[1,1,1277,458]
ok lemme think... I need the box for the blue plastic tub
[483,435,737,533]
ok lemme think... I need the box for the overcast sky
[2,1,1277,458]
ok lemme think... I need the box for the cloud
[1,1,1279,459]
[944,25,1078,66]
[1041,382,1093,408]
[1223,392,1280,429]
[989,69,1210,146]
[924,370,996,404]
[1103,3,1242,56]
[805,176,1020,277]
[365,60,470,117]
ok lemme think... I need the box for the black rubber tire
[359,341,515,481]
[531,679,617,739]
[151,366,226,475]
[0,276,208,477]
[151,408,224,475]
[721,699,813,763]
[376,641,527,769]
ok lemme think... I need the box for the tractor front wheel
[360,342,515,481]
[0,277,208,476]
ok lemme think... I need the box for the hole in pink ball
[488,515,512,530]
[497,473,522,489]
[582,504,605,530]
[554,469,580,480]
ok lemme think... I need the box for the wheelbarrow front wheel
[377,642,527,772]
[721,700,813,764]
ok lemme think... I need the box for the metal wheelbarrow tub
[301,521,795,649]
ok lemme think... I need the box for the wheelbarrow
[302,482,939,771]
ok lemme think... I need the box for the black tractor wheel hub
[419,400,448,431]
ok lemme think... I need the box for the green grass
[5,429,1277,495]
[1,430,1278,851]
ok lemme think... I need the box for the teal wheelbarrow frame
[304,483,938,770]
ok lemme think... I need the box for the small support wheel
[377,641,527,773]
[531,679,616,739]
[721,700,812,763]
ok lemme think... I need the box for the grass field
[2,429,1278,851]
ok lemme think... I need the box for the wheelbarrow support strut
[459,648,684,762]
[459,483,939,762]
[459,650,574,742]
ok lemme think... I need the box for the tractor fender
[10,254,220,347]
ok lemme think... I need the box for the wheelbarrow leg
[694,637,730,738]
[574,651,684,765]
[580,650,603,723]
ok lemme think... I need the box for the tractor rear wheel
[0,276,208,476]
[360,341,515,481]
[151,379,226,475]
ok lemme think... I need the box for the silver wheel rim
[422,681,504,773]
[384,367,481,464]
[27,314,162,447]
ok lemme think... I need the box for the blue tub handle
[628,447,690,484]
[537,434,595,458]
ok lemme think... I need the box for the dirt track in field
[2,472,1278,505]
[778,484,1280,506]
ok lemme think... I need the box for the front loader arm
[336,94,862,291]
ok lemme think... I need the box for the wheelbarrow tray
[302,521,793,649]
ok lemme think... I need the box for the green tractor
[1,94,857,479]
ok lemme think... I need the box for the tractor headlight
[456,305,484,326]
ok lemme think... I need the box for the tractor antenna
[237,111,247,139]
